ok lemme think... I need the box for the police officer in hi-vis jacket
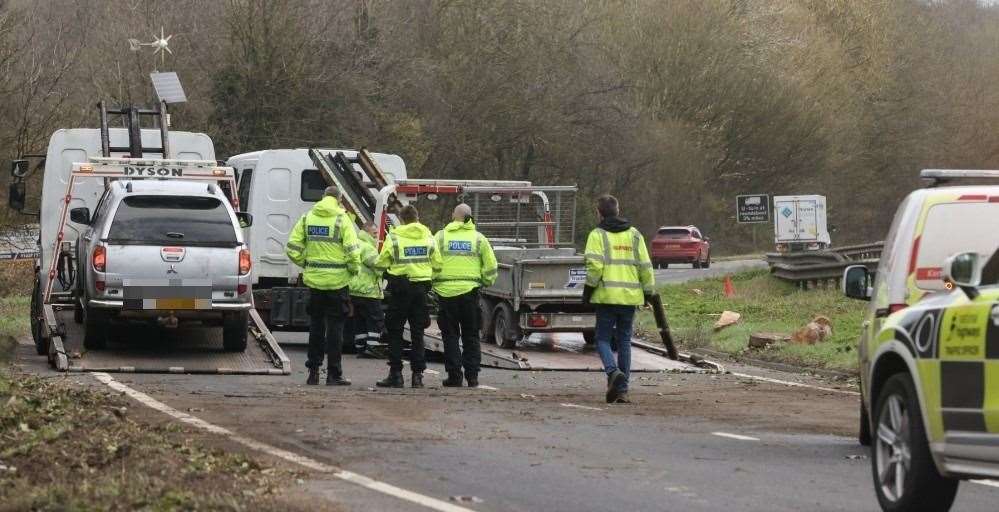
[374,205,442,388]
[286,186,361,386]
[433,204,498,388]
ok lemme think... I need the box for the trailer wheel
[478,296,495,342]
[31,277,46,355]
[493,303,521,349]
[83,307,109,350]
[223,312,249,352]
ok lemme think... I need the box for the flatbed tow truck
[302,148,713,373]
[7,102,289,375]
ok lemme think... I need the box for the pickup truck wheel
[223,312,249,352]
[872,373,957,512]
[83,307,109,350]
[493,303,521,349]
[478,296,495,342]
[31,278,46,355]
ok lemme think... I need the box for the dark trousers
[438,289,482,376]
[385,277,429,373]
[350,296,385,351]
[306,287,349,375]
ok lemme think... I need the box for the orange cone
[723,275,735,298]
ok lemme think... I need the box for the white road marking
[971,479,999,489]
[730,372,860,396]
[92,373,474,512]
[476,385,498,391]
[560,403,603,411]
[712,432,760,442]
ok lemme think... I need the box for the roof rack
[921,169,999,187]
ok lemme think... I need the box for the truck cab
[844,170,999,511]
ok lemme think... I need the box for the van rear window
[657,228,691,238]
[108,195,238,246]
[301,169,326,202]
[915,201,999,290]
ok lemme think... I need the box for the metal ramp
[45,306,290,374]
[420,324,714,373]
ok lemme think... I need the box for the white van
[225,149,407,326]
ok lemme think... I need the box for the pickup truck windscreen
[915,201,999,291]
[107,195,238,247]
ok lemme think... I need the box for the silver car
[69,179,253,351]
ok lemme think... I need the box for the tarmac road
[654,258,769,284]
[14,338,999,512]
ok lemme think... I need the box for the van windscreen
[108,195,238,246]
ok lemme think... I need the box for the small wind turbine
[128,27,174,68]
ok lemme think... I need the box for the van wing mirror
[69,207,91,225]
[944,252,981,298]
[843,265,872,301]
[236,211,253,228]
[8,181,25,212]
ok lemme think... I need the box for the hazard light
[527,313,549,328]
[79,164,94,173]
[212,168,227,176]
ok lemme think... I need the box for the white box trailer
[773,194,830,252]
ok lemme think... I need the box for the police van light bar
[921,169,999,181]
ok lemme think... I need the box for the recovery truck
[6,102,289,374]
[271,149,698,371]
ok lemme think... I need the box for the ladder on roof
[98,100,171,159]
[307,148,395,226]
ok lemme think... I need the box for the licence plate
[147,298,211,310]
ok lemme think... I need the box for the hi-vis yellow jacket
[286,196,360,290]
[375,222,441,282]
[584,223,654,305]
[348,229,383,299]
[433,220,498,298]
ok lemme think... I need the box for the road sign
[737,194,770,224]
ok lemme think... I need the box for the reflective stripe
[354,334,368,340]
[608,258,641,266]
[390,233,399,261]
[632,232,641,263]
[602,280,643,289]
[401,257,431,264]
[287,242,304,252]
[599,229,612,260]
[307,236,340,243]
[306,261,348,269]
[435,276,482,282]
[446,252,479,258]
[585,253,605,262]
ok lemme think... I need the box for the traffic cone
[723,275,735,298]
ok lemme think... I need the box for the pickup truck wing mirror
[843,265,873,301]
[69,207,91,225]
[236,211,253,228]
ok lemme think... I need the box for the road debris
[748,332,790,350]
[450,495,484,504]
[791,315,833,344]
[713,310,741,331]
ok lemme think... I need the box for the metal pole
[98,101,110,157]
[158,101,170,158]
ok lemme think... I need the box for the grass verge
[0,295,332,511]
[638,269,867,373]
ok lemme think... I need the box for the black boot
[306,367,319,385]
[411,372,424,388]
[326,372,351,386]
[443,372,464,387]
[465,373,479,388]
[376,371,404,388]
